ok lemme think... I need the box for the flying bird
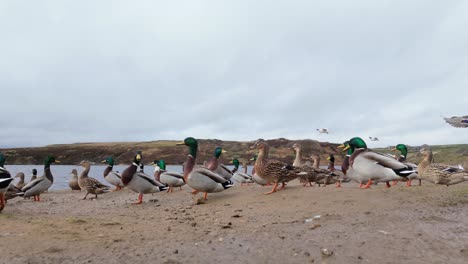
[443,115,468,128]
[369,137,379,141]
[316,128,329,134]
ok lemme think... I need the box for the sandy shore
[1,181,468,264]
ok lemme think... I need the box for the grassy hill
[0,138,344,166]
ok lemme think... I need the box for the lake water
[5,164,337,191]
[5,164,241,191]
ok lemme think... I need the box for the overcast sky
[1,0,467,148]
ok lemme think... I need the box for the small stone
[98,234,105,238]
[232,214,242,218]
[304,252,311,257]
[196,198,206,205]
[321,248,333,257]
[173,250,178,254]
[218,237,224,242]
[191,223,197,227]
[167,227,172,231]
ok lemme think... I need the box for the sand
[1,181,468,264]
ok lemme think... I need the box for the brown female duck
[417,146,468,185]
[78,160,110,199]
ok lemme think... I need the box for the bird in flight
[443,115,468,128]
[369,137,379,141]
[316,128,329,134]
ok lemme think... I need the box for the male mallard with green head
[391,144,421,187]
[101,157,124,190]
[19,156,60,201]
[78,160,110,199]
[121,151,168,204]
[230,158,254,186]
[0,153,14,212]
[177,137,233,200]
[204,147,233,180]
[149,159,185,193]
[340,137,417,188]
[251,139,305,194]
[417,145,468,185]
[30,169,38,182]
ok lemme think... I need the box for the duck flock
[1,136,468,212]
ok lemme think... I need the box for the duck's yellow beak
[326,156,331,160]
[342,145,351,152]
[176,141,185,146]
[101,160,106,163]
[391,147,397,151]
[136,154,141,161]
[338,144,345,149]
[149,161,155,166]
[221,150,227,154]
[55,160,61,164]
[249,157,255,161]
[228,160,233,164]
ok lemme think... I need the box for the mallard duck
[149,159,185,193]
[310,154,340,187]
[250,155,269,186]
[230,159,254,186]
[68,169,81,191]
[250,139,305,194]
[121,152,168,204]
[204,147,233,180]
[30,169,38,182]
[19,156,60,201]
[177,137,233,200]
[5,185,21,202]
[340,137,417,188]
[78,160,110,199]
[14,172,26,189]
[443,115,468,128]
[291,143,326,187]
[101,157,124,190]
[325,154,346,187]
[417,146,468,185]
[391,144,421,187]
[0,153,14,212]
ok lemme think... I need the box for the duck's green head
[392,144,408,157]
[32,168,37,175]
[338,141,354,155]
[176,137,198,157]
[158,160,166,170]
[214,147,227,158]
[101,157,115,166]
[0,153,5,167]
[229,158,240,168]
[342,137,367,153]
[44,156,60,166]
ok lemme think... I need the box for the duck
[5,185,21,202]
[68,169,81,191]
[121,151,168,204]
[417,145,468,185]
[250,155,269,186]
[391,144,421,187]
[78,160,110,199]
[325,154,346,187]
[19,156,60,201]
[443,115,468,128]
[0,153,14,212]
[369,137,379,141]
[230,159,254,186]
[101,157,124,190]
[177,137,233,200]
[204,147,233,180]
[149,159,185,193]
[291,143,325,187]
[340,137,417,188]
[14,172,26,189]
[250,139,305,194]
[310,154,339,187]
[29,169,38,182]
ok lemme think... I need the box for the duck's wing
[432,163,465,173]
[163,172,184,180]
[135,172,166,187]
[193,167,227,184]
[219,164,234,175]
[443,116,468,128]
[110,171,121,179]
[87,177,110,189]
[21,178,45,192]
[361,151,417,177]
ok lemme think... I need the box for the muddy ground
[1,181,467,264]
